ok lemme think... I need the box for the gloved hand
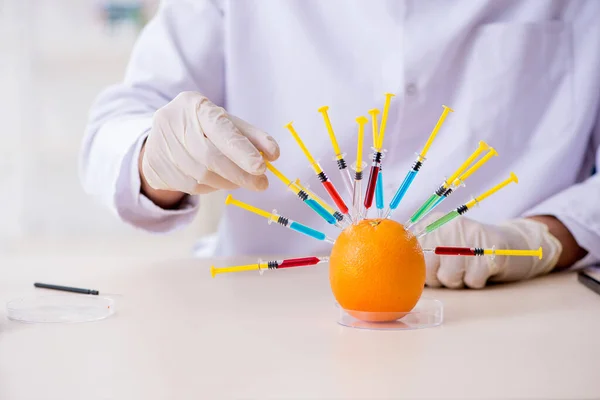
[415,213,562,289]
[141,92,280,195]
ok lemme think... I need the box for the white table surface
[1,250,599,400]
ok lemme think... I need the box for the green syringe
[406,141,494,227]
[416,172,518,238]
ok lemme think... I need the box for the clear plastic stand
[336,297,443,330]
[6,295,116,323]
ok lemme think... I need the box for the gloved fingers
[192,183,221,195]
[167,113,268,191]
[229,114,280,162]
[194,169,241,191]
[142,149,203,195]
[436,256,467,289]
[463,257,493,289]
[195,136,269,191]
[423,252,443,288]
[148,124,238,194]
[195,98,266,175]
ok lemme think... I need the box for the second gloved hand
[415,213,562,289]
[141,92,280,195]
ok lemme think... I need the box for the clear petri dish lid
[6,295,115,323]
[336,297,443,331]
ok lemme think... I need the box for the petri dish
[336,297,443,331]
[6,294,115,323]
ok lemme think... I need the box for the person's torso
[204,0,600,257]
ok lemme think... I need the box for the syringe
[416,172,518,238]
[211,256,330,277]
[375,164,385,218]
[225,195,335,243]
[286,122,351,222]
[415,146,498,225]
[293,178,349,228]
[364,94,394,216]
[384,105,454,219]
[423,246,542,259]
[406,142,496,227]
[352,116,369,221]
[318,106,354,199]
[264,160,338,226]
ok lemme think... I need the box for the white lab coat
[80,0,600,265]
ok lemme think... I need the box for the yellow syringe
[406,141,493,226]
[211,256,330,277]
[264,160,337,226]
[416,172,519,238]
[318,106,354,198]
[364,93,395,217]
[225,194,335,243]
[384,105,454,219]
[286,122,350,219]
[294,179,348,228]
[352,116,369,221]
[424,246,542,259]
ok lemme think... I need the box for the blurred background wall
[0,0,222,255]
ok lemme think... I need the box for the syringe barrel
[434,246,477,256]
[416,195,448,222]
[337,162,354,198]
[409,193,439,224]
[364,151,383,210]
[363,165,380,209]
[425,210,460,234]
[288,221,327,241]
[375,169,384,210]
[352,178,363,221]
[277,257,322,268]
[321,179,349,214]
[304,198,337,225]
[390,169,418,211]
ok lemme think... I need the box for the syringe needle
[385,105,453,219]
[286,122,351,221]
[225,195,335,243]
[416,172,518,238]
[318,106,354,199]
[211,256,330,277]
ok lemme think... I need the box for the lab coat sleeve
[522,109,600,268]
[79,0,224,233]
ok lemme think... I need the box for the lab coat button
[405,83,417,95]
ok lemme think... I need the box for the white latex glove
[416,213,562,289]
[141,92,280,195]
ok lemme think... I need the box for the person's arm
[419,105,600,289]
[138,141,186,210]
[79,0,224,233]
[419,104,600,289]
[522,102,600,269]
[526,215,588,268]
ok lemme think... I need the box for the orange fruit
[329,218,426,322]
